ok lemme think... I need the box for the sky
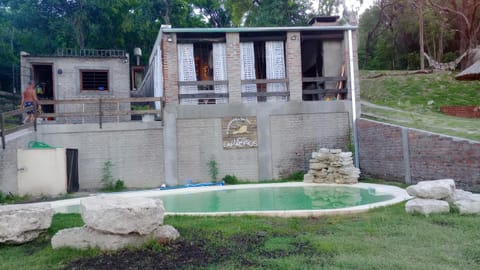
[311,0,375,15]
[349,0,375,14]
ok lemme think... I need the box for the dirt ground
[65,240,218,269]
[64,232,271,270]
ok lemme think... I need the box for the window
[80,70,109,91]
[240,40,288,103]
[300,31,346,101]
[177,42,228,105]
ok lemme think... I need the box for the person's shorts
[24,101,35,114]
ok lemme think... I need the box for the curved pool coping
[49,182,411,218]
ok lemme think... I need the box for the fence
[0,97,163,149]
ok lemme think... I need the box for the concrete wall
[357,119,480,192]
[0,130,36,193]
[20,56,131,123]
[34,122,164,190]
[0,122,164,194]
[164,101,352,185]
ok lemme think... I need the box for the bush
[101,161,126,192]
[222,175,239,185]
[282,171,304,182]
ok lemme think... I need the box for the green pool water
[156,186,394,213]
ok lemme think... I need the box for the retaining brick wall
[357,118,480,192]
[440,106,480,118]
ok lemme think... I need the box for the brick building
[141,17,361,185]
[19,49,131,123]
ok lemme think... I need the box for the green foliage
[282,171,304,181]
[244,0,311,27]
[0,190,29,204]
[4,205,480,269]
[360,71,480,141]
[207,158,219,182]
[222,174,239,185]
[100,161,126,192]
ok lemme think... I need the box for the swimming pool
[50,182,411,217]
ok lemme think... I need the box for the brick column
[226,33,241,103]
[162,33,179,104]
[286,32,302,101]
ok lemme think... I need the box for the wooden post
[99,98,103,129]
[0,113,5,149]
[33,101,37,132]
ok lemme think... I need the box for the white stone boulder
[406,179,455,200]
[52,225,179,251]
[453,192,480,214]
[81,196,164,235]
[0,203,54,244]
[454,200,480,214]
[405,198,450,215]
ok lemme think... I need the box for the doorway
[32,64,54,115]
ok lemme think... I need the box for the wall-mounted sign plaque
[222,116,258,149]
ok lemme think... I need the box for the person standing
[21,81,38,123]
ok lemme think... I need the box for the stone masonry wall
[357,118,480,192]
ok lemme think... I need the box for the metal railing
[0,97,163,149]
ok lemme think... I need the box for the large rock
[453,193,480,214]
[406,179,455,200]
[405,198,450,215]
[81,196,164,235]
[0,203,54,244]
[304,148,359,184]
[52,225,179,251]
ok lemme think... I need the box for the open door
[32,64,54,118]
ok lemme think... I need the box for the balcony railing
[1,97,163,149]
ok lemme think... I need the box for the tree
[427,0,480,64]
[244,0,311,27]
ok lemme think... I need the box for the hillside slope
[360,70,480,141]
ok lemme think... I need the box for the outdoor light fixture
[291,35,297,40]
[166,35,173,42]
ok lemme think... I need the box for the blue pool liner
[160,181,225,190]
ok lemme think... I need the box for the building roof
[455,61,480,81]
[162,25,358,34]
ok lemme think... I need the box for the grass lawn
[360,70,480,141]
[1,202,479,269]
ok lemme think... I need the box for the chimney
[308,16,340,27]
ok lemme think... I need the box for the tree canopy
[1,0,478,93]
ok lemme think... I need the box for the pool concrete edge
[50,182,412,217]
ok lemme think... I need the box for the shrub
[101,161,126,192]
[207,158,219,182]
[222,175,239,185]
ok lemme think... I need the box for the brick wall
[357,119,406,182]
[35,123,165,190]
[1,123,165,193]
[176,118,258,182]
[440,106,480,118]
[270,113,350,179]
[226,33,241,103]
[357,118,480,192]
[163,33,179,104]
[286,32,302,101]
